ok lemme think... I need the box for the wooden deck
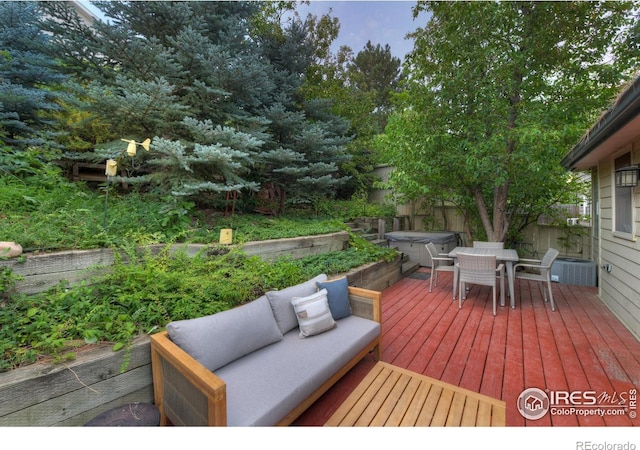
[295,268,640,427]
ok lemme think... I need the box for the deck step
[369,239,388,247]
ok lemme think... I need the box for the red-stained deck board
[520,281,553,426]
[474,303,506,401]
[381,280,444,369]
[294,268,640,427]
[440,291,489,389]
[501,294,526,426]
[556,284,634,426]
[557,286,613,425]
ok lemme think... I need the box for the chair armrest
[433,256,454,262]
[150,331,227,426]
[514,263,544,270]
[348,286,382,323]
[517,258,541,264]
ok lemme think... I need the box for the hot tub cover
[384,231,458,244]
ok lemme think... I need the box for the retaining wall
[0,232,351,295]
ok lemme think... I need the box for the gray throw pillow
[166,295,282,372]
[291,289,336,338]
[266,274,328,334]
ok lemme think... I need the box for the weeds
[0,240,397,372]
[0,168,398,372]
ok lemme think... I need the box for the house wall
[597,141,640,340]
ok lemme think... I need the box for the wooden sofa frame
[150,286,382,426]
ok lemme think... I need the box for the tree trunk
[492,181,510,241]
[472,187,494,240]
[278,186,286,216]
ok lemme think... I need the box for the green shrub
[0,238,398,372]
[0,164,399,372]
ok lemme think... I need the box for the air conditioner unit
[550,258,597,287]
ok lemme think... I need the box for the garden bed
[0,232,351,295]
[0,256,401,426]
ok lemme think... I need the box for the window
[613,152,634,235]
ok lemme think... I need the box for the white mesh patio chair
[514,248,560,311]
[425,242,455,293]
[472,241,505,249]
[457,252,504,316]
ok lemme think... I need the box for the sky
[296,1,426,60]
[82,1,425,61]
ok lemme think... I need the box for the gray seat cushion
[166,296,282,372]
[215,315,380,426]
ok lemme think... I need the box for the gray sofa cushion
[215,315,380,426]
[166,295,282,372]
[266,274,328,334]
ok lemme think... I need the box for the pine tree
[349,41,403,131]
[252,17,352,214]
[0,2,67,149]
[40,1,353,211]
[146,117,262,201]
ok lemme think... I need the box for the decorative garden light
[103,138,151,229]
[105,159,118,176]
[121,138,151,156]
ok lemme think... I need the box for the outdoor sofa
[150,274,382,426]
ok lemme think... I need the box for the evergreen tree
[349,41,403,131]
[40,1,353,210]
[146,117,262,202]
[302,38,403,200]
[0,2,67,149]
[253,17,352,214]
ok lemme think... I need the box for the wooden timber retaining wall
[0,336,152,426]
[0,233,402,426]
[0,231,351,295]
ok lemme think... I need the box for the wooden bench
[325,361,505,426]
[71,162,127,188]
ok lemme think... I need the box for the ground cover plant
[0,164,398,373]
[0,172,351,253]
[0,151,395,252]
[0,234,397,373]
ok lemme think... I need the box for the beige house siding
[597,143,640,340]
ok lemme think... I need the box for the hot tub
[385,231,460,267]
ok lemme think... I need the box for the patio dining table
[448,247,519,308]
